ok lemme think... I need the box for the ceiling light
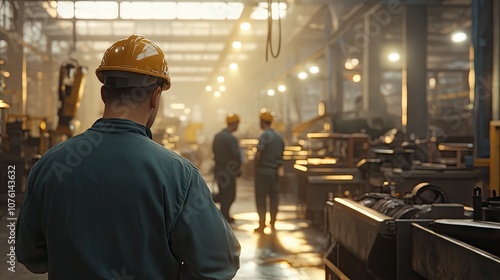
[344,60,354,70]
[298,72,308,79]
[344,58,360,70]
[388,52,400,62]
[232,41,242,49]
[205,85,212,92]
[429,77,437,89]
[74,1,118,19]
[267,89,275,96]
[217,76,225,83]
[309,66,319,74]
[240,22,251,30]
[214,91,221,97]
[2,71,10,78]
[120,2,244,20]
[278,85,286,92]
[219,85,226,92]
[229,63,238,70]
[352,74,361,83]
[451,31,467,43]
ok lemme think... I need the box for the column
[362,16,383,113]
[402,4,428,139]
[471,0,493,159]
[326,42,344,114]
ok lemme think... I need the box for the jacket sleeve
[230,137,241,163]
[230,137,242,175]
[170,169,240,279]
[15,167,48,273]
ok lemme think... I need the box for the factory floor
[0,176,327,280]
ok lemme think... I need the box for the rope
[266,0,282,61]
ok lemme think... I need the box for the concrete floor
[0,176,327,280]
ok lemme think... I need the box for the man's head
[226,113,240,132]
[259,111,274,129]
[96,35,171,128]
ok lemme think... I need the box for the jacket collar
[91,118,153,139]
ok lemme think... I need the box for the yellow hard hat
[95,35,171,90]
[260,111,274,123]
[226,113,240,124]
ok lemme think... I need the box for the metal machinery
[55,59,87,141]
[367,139,481,207]
[239,138,259,179]
[293,132,371,223]
[323,122,500,279]
[321,0,500,273]
[324,193,500,279]
[288,110,398,224]
[0,60,86,194]
[293,132,481,224]
[287,118,497,278]
[281,145,308,196]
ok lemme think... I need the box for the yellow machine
[1,59,86,172]
[55,59,87,139]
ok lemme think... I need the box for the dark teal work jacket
[15,118,240,280]
[212,128,241,173]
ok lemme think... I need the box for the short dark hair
[102,85,156,105]
[260,120,272,126]
[100,72,167,103]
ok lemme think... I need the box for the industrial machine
[358,145,481,207]
[293,132,372,224]
[55,59,87,140]
[0,59,86,195]
[324,191,500,279]
[324,122,500,279]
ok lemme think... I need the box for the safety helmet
[260,111,274,123]
[226,113,240,124]
[95,35,171,90]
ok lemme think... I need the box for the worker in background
[253,111,285,233]
[212,113,242,223]
[15,34,240,280]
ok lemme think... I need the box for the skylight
[57,1,245,20]
[250,2,287,20]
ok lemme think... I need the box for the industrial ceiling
[9,0,472,91]
[0,0,473,133]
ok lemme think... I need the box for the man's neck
[102,109,148,126]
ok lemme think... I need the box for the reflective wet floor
[0,177,326,280]
[228,177,326,280]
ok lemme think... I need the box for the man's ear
[151,86,162,109]
[100,87,106,104]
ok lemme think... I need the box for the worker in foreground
[212,113,242,223]
[253,111,285,233]
[15,34,240,280]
